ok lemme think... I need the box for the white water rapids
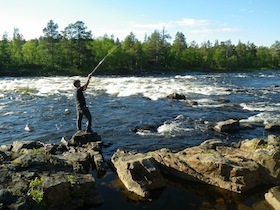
[0,71,280,157]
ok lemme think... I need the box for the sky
[0,0,279,47]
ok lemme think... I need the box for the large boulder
[150,143,263,193]
[167,92,186,100]
[240,137,280,184]
[150,137,280,193]
[60,132,105,174]
[111,149,166,197]
[214,119,240,133]
[111,137,279,197]
[68,131,102,146]
[43,173,103,209]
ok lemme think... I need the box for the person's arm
[82,73,92,91]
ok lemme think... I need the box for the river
[1,70,279,209]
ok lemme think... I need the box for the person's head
[73,80,81,87]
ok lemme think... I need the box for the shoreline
[1,68,279,78]
[92,167,274,210]
[1,130,279,209]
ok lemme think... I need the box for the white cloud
[190,27,240,34]
[133,22,171,29]
[132,18,210,29]
[99,18,240,42]
[175,18,210,27]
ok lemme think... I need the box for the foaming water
[93,76,230,100]
[1,71,280,152]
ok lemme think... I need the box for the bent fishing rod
[89,44,119,75]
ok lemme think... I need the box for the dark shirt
[74,87,87,108]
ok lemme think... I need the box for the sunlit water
[1,70,279,209]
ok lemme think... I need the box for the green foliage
[0,20,280,76]
[27,177,44,203]
[28,148,47,156]
[67,175,76,186]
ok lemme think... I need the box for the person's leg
[77,110,83,130]
[83,107,92,132]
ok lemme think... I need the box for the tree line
[0,20,280,76]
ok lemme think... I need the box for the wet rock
[265,124,280,131]
[265,186,280,210]
[131,124,158,133]
[167,92,186,100]
[199,139,226,150]
[69,131,102,146]
[214,119,240,133]
[111,149,166,197]
[215,98,230,103]
[239,122,255,130]
[187,100,198,106]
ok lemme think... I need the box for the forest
[0,20,280,76]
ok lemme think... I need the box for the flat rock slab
[111,150,166,197]
[111,137,280,197]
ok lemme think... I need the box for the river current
[1,70,280,209]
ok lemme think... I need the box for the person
[73,73,93,133]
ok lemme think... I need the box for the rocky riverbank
[111,135,280,210]
[1,129,280,209]
[0,131,105,209]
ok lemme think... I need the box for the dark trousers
[76,107,92,132]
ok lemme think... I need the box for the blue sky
[0,0,279,47]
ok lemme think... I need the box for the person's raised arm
[82,73,92,91]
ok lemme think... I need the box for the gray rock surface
[0,131,104,209]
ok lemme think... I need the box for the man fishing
[72,44,118,133]
[73,73,93,133]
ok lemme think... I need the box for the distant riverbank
[0,66,277,78]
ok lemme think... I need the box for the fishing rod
[89,44,119,75]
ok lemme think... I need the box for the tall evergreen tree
[43,20,60,69]
[122,32,143,70]
[9,28,25,66]
[0,33,11,69]
[170,32,187,69]
[143,29,170,69]
[62,21,92,72]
